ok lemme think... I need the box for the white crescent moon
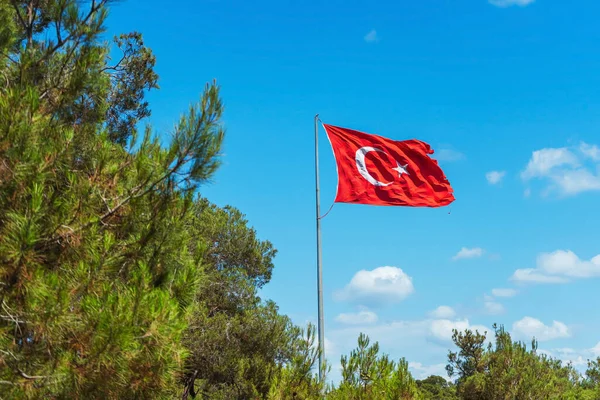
[355,147,392,187]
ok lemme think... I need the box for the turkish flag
[323,124,455,207]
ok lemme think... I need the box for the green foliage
[268,323,326,400]
[182,300,294,399]
[417,375,458,400]
[583,357,600,388]
[328,333,422,400]
[4,1,600,400]
[2,0,157,147]
[0,2,319,398]
[447,324,595,400]
[0,63,224,400]
[179,198,287,398]
[105,32,159,145]
[446,327,487,384]
[0,1,228,398]
[190,198,276,288]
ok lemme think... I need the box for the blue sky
[106,0,600,381]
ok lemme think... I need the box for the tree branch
[26,0,36,48]
[9,0,27,31]
[70,143,192,235]
[0,51,18,65]
[17,369,49,380]
[41,0,108,62]
[100,54,126,73]
[0,349,50,381]
[54,19,62,45]
[39,34,83,100]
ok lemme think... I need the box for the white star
[392,162,409,177]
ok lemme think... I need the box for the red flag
[323,124,455,207]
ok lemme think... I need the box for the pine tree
[329,333,422,400]
[180,200,322,398]
[1,4,327,399]
[447,324,593,399]
[0,1,224,397]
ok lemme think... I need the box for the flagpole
[314,114,325,384]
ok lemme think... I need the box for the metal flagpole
[314,114,325,384]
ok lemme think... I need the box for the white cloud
[335,310,378,325]
[434,148,465,162]
[591,342,600,357]
[511,268,569,284]
[489,0,535,7]
[571,356,588,368]
[522,148,579,180]
[364,29,379,43]
[521,144,600,196]
[484,301,505,315]
[334,266,415,305]
[511,250,600,284]
[539,343,600,373]
[486,170,506,185]
[430,319,489,342]
[429,306,456,319]
[409,362,449,380]
[326,315,490,383]
[539,348,587,368]
[551,169,600,195]
[581,142,600,161]
[512,317,570,341]
[308,333,336,359]
[453,247,484,261]
[324,337,336,358]
[330,317,487,347]
[552,348,589,367]
[537,250,600,278]
[491,288,517,297]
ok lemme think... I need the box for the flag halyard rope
[318,202,334,220]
